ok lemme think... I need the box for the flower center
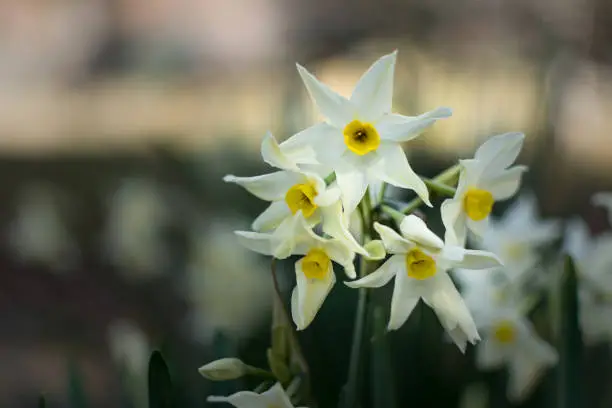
[405,248,436,280]
[302,248,330,280]
[343,119,380,155]
[493,320,516,344]
[463,188,494,221]
[285,182,318,218]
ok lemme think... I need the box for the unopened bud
[198,358,247,381]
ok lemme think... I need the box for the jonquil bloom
[224,132,365,254]
[235,213,384,330]
[346,215,502,352]
[441,132,527,246]
[475,307,558,402]
[280,51,451,214]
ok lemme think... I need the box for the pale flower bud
[198,358,248,381]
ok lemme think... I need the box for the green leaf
[148,351,173,408]
[38,395,46,408]
[556,255,582,408]
[370,305,396,408]
[67,359,88,408]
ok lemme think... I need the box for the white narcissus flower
[475,308,558,402]
[346,215,502,352]
[208,382,306,408]
[471,194,561,284]
[236,213,384,330]
[279,51,451,214]
[564,218,612,345]
[441,132,527,246]
[224,132,365,255]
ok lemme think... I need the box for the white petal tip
[222,174,236,183]
[435,106,453,118]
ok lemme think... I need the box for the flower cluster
[205,51,533,406]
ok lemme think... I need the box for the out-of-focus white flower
[107,319,151,377]
[236,213,383,330]
[198,358,249,381]
[107,319,150,408]
[279,51,451,214]
[185,218,272,344]
[592,192,612,224]
[564,218,612,345]
[347,215,501,352]
[224,132,365,255]
[208,382,305,408]
[441,133,527,245]
[475,307,557,402]
[472,194,561,283]
[103,178,170,280]
[8,184,78,272]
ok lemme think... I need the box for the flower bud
[198,358,248,381]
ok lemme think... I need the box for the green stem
[401,163,462,215]
[377,182,388,205]
[422,178,456,197]
[342,192,373,408]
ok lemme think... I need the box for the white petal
[207,391,268,408]
[350,51,397,121]
[388,258,421,330]
[280,123,345,166]
[292,258,336,330]
[345,254,402,288]
[276,213,325,257]
[324,241,356,279]
[224,171,303,201]
[466,216,490,238]
[261,382,295,408]
[399,214,444,249]
[252,201,292,232]
[234,230,273,256]
[441,199,467,247]
[296,63,355,127]
[261,131,300,171]
[373,222,414,254]
[335,165,368,215]
[451,249,503,269]
[507,337,558,402]
[422,272,480,351]
[482,166,527,201]
[377,107,452,142]
[369,143,431,206]
[475,338,506,369]
[313,185,342,207]
[474,132,525,170]
[321,201,367,256]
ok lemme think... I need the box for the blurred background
[0,0,612,407]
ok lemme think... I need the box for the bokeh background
[1,0,611,407]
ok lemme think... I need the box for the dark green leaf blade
[148,351,173,408]
[557,255,582,408]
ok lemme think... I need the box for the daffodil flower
[207,382,306,408]
[475,308,557,402]
[346,215,502,351]
[472,194,561,283]
[224,132,365,254]
[279,51,451,214]
[235,213,384,330]
[441,132,527,246]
